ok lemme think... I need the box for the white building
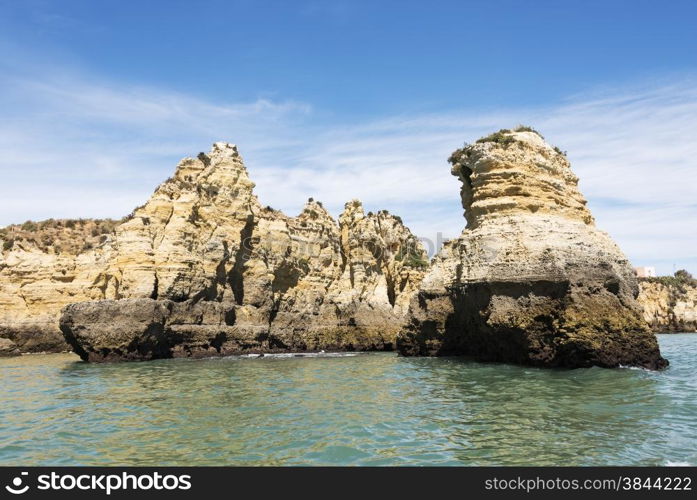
[634,266,657,278]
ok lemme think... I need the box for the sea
[0,334,694,466]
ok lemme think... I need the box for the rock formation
[0,220,117,353]
[638,278,697,332]
[1,142,427,360]
[1,131,675,368]
[0,337,20,357]
[397,128,667,369]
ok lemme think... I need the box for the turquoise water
[0,334,695,466]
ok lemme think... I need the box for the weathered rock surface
[60,298,255,361]
[0,337,20,357]
[397,129,667,369]
[3,132,676,368]
[638,279,697,332]
[2,142,427,361]
[0,224,116,353]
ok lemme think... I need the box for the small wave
[236,352,363,360]
[618,365,655,372]
[665,461,692,466]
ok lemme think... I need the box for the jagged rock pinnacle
[397,127,667,370]
[0,142,426,360]
[449,129,593,228]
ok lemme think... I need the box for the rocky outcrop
[0,222,117,353]
[60,299,252,362]
[1,142,427,360]
[3,132,673,368]
[0,337,20,357]
[638,279,697,332]
[397,128,667,369]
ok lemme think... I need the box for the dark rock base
[0,325,71,356]
[60,298,395,362]
[397,280,668,370]
[647,322,697,333]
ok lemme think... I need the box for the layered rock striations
[397,129,667,369]
[0,220,118,353]
[1,142,427,360]
[638,278,697,332]
[2,131,673,368]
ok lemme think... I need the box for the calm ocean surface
[0,334,695,466]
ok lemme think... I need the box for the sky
[0,0,696,275]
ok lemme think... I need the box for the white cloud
[1,64,695,276]
[0,68,312,223]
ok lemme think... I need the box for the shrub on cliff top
[675,269,694,281]
[476,129,517,147]
[641,269,697,291]
[448,145,469,165]
[0,217,123,254]
[21,220,37,232]
[514,125,544,138]
[39,219,57,230]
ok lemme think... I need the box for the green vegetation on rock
[640,269,697,292]
[0,217,122,254]
[514,125,544,138]
[395,246,429,268]
[475,128,517,147]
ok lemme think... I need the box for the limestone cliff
[0,220,118,353]
[397,128,667,369]
[637,279,697,332]
[1,142,427,360]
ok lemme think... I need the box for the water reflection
[0,335,695,465]
[401,357,669,465]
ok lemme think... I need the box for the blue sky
[1,0,696,275]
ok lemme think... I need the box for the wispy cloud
[0,68,312,222]
[1,63,695,275]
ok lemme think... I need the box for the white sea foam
[260,352,362,359]
[618,365,653,372]
[234,352,363,360]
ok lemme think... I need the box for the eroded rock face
[6,142,427,361]
[638,280,697,332]
[3,133,673,367]
[397,129,667,369]
[0,231,116,353]
[0,337,20,357]
[60,299,254,362]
